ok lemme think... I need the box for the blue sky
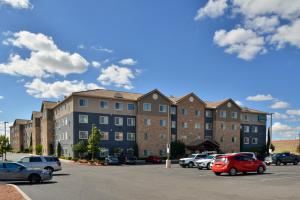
[0,0,300,140]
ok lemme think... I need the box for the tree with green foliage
[0,135,9,161]
[73,140,87,159]
[87,124,101,161]
[171,141,186,159]
[57,142,62,157]
[36,144,43,155]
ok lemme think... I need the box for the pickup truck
[264,153,299,165]
[179,153,207,168]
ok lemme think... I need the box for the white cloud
[0,31,89,78]
[0,96,3,100]
[213,28,266,60]
[118,58,137,66]
[91,46,114,53]
[91,61,101,68]
[194,0,228,20]
[0,110,2,113]
[77,44,85,49]
[270,101,289,109]
[97,64,136,90]
[286,109,300,116]
[273,112,290,120]
[17,79,25,83]
[235,100,243,106]
[246,94,274,101]
[272,122,300,139]
[25,79,102,98]
[0,0,32,9]
[245,16,280,33]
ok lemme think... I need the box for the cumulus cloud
[286,109,300,116]
[0,0,32,9]
[91,61,101,68]
[246,94,274,102]
[272,122,300,139]
[91,46,114,53]
[245,16,280,33]
[195,0,228,20]
[25,79,102,98]
[118,58,137,65]
[97,64,137,90]
[235,100,243,106]
[273,112,290,120]
[213,28,266,60]
[0,31,89,78]
[270,101,289,109]
[0,96,3,100]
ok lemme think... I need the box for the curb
[7,184,32,200]
[59,158,74,163]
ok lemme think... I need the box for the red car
[145,156,162,164]
[212,154,266,176]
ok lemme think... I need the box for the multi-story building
[10,119,31,152]
[31,111,42,154]
[23,120,32,150]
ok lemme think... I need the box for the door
[0,163,5,180]
[4,163,24,180]
[29,157,44,169]
[233,156,247,172]
[243,157,257,171]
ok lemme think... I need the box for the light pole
[4,122,8,161]
[269,113,273,153]
[166,105,171,168]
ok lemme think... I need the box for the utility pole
[166,105,171,168]
[269,113,273,153]
[4,122,8,161]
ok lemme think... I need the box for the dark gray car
[0,162,52,184]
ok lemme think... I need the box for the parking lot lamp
[166,105,171,168]
[4,121,8,161]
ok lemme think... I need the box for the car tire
[214,172,221,176]
[229,168,237,176]
[207,163,211,170]
[293,161,299,165]
[198,167,203,170]
[181,165,186,168]
[266,163,270,166]
[276,160,281,166]
[257,166,265,174]
[188,162,194,168]
[44,167,54,174]
[29,174,41,184]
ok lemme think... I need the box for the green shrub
[36,144,43,155]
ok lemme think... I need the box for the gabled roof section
[174,92,206,105]
[13,119,30,126]
[241,107,268,115]
[137,89,173,103]
[205,98,241,110]
[74,89,143,101]
[40,101,57,112]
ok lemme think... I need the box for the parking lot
[2,153,300,200]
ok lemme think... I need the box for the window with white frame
[114,102,124,110]
[232,124,237,131]
[160,119,166,127]
[170,107,176,115]
[206,110,212,118]
[244,126,250,133]
[100,132,109,140]
[171,121,176,128]
[195,123,201,129]
[252,126,258,133]
[231,112,238,119]
[115,132,123,141]
[159,104,168,113]
[195,110,201,117]
[79,131,88,139]
[144,118,151,126]
[100,148,109,157]
[206,123,213,130]
[219,110,227,118]
[244,137,250,144]
[114,117,123,126]
[182,122,188,128]
[127,103,135,111]
[127,132,136,141]
[221,123,226,131]
[232,137,237,143]
[143,103,152,111]
[65,132,68,140]
[127,118,135,126]
[181,108,188,115]
[160,149,166,156]
[100,100,108,109]
[244,115,249,121]
[252,137,258,144]
[79,115,88,123]
[79,99,88,107]
[99,116,109,124]
[143,150,151,157]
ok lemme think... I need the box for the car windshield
[206,155,214,159]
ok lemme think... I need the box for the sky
[0,0,300,140]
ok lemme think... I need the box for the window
[219,110,226,118]
[115,132,123,141]
[144,118,151,126]
[182,122,188,128]
[143,103,152,111]
[144,133,149,140]
[205,110,212,118]
[252,126,258,133]
[232,137,237,143]
[244,126,250,133]
[220,136,224,143]
[127,133,136,141]
[159,104,168,113]
[114,102,124,110]
[244,115,249,121]
[127,118,135,126]
[195,123,201,129]
[160,149,166,156]
[232,124,237,131]
[159,133,166,140]
[6,163,21,169]
[206,123,212,130]
[100,100,108,109]
[100,132,109,140]
[114,117,123,126]
[244,137,250,144]
[171,134,176,141]
[171,107,176,115]
[21,157,30,162]
[79,115,88,123]
[127,103,135,111]
[79,99,88,107]
[171,121,176,128]
[99,116,109,124]
[79,131,88,139]
[160,119,166,127]
[181,108,188,115]
[231,112,238,119]
[221,123,226,131]
[100,148,109,157]
[195,110,201,117]
[144,150,150,157]
[252,137,258,144]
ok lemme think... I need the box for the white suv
[18,156,62,173]
[196,154,222,170]
[179,154,207,168]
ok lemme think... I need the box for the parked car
[105,156,120,165]
[0,162,52,184]
[234,152,257,160]
[196,154,222,170]
[145,156,162,164]
[179,153,207,168]
[212,154,266,176]
[265,153,299,166]
[118,154,137,165]
[18,156,62,173]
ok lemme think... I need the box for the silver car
[0,162,52,184]
[18,156,62,173]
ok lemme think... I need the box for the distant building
[273,140,300,154]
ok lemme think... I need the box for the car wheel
[283,163,287,165]
[181,165,186,168]
[198,167,203,170]
[276,160,281,166]
[207,163,211,170]
[29,174,41,184]
[214,172,221,176]
[229,168,237,176]
[266,163,270,166]
[293,161,299,165]
[188,162,194,168]
[257,166,265,174]
[44,167,54,174]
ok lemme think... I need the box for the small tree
[0,135,9,161]
[73,140,87,159]
[171,141,186,159]
[87,125,101,161]
[57,142,62,157]
[36,144,43,155]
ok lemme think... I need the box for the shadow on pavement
[53,173,70,176]
[8,181,57,185]
[221,172,274,177]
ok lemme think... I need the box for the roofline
[137,89,173,103]
[175,92,206,105]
